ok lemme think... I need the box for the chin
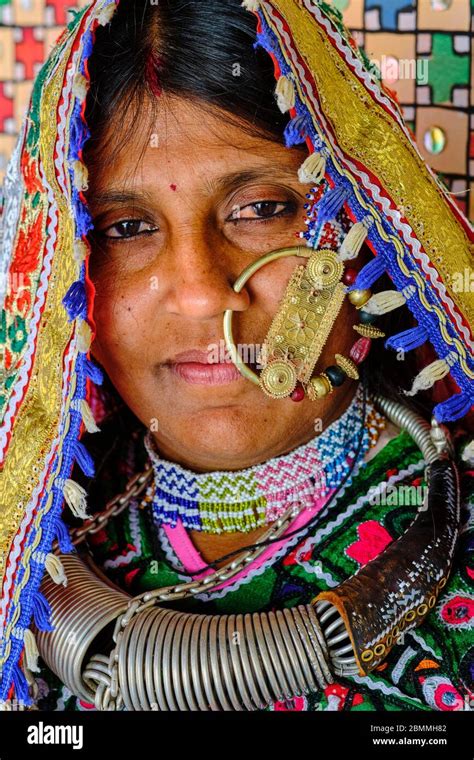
[160,404,274,466]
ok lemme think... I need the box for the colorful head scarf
[0,0,472,706]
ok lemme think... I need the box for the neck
[149,380,358,473]
[144,382,387,542]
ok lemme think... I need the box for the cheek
[90,271,157,371]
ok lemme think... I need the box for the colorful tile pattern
[0,0,473,221]
[339,0,474,221]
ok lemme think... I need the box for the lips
[167,348,243,386]
[171,349,222,364]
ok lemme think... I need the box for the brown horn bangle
[313,457,460,675]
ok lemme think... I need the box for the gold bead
[306,249,343,289]
[259,360,297,398]
[307,374,332,400]
[348,288,371,308]
[320,372,333,392]
[335,353,359,380]
[353,324,386,339]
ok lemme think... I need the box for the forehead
[103,92,280,148]
[86,93,303,191]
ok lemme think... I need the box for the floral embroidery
[346,520,393,565]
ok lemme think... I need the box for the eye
[227,200,296,223]
[98,219,159,240]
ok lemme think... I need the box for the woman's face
[87,94,357,471]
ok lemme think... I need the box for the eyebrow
[205,167,301,195]
[89,167,301,208]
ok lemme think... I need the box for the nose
[160,232,250,320]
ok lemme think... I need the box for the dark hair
[83,0,435,436]
[84,0,291,165]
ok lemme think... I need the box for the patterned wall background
[0,0,473,221]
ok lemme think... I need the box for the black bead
[325,365,346,386]
[359,310,378,325]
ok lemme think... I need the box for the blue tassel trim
[433,386,474,423]
[352,256,386,291]
[62,279,87,321]
[69,115,87,162]
[316,184,350,224]
[32,591,54,633]
[83,356,104,385]
[12,663,31,706]
[0,19,106,704]
[284,114,308,147]
[73,192,94,237]
[253,28,279,55]
[385,325,428,353]
[72,439,95,477]
[54,515,74,554]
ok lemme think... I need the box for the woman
[0,0,472,712]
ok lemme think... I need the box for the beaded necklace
[143,384,386,535]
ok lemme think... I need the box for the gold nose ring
[223,245,347,400]
[223,245,311,385]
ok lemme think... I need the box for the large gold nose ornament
[223,246,346,400]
